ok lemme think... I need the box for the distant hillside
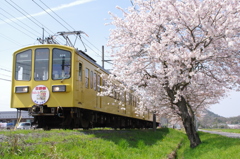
[198,109,240,128]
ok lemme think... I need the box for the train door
[76,62,83,104]
[95,73,101,108]
[98,74,102,108]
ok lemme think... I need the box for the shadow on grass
[78,128,170,148]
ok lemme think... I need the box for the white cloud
[0,0,94,24]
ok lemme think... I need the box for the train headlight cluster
[52,85,66,92]
[15,86,29,93]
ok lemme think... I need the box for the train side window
[90,71,93,89]
[126,92,130,105]
[85,68,89,88]
[113,85,117,99]
[120,92,125,103]
[93,73,97,91]
[133,96,135,107]
[129,93,132,105]
[78,63,82,81]
[102,79,106,92]
[117,92,120,100]
[97,75,101,92]
[15,49,32,81]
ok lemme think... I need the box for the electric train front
[11,45,74,118]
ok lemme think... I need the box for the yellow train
[11,43,158,130]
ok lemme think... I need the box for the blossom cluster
[101,0,240,121]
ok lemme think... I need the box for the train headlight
[52,85,66,92]
[15,86,29,93]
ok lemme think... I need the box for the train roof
[77,49,110,74]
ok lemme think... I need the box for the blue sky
[0,0,239,118]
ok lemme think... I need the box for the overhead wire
[0,16,36,40]
[0,78,11,82]
[6,0,65,44]
[5,0,54,37]
[4,0,111,64]
[0,67,11,82]
[0,11,39,38]
[38,0,75,31]
[0,74,11,77]
[0,7,40,37]
[33,0,83,47]
[38,0,103,54]
[34,0,107,59]
[0,33,23,46]
[32,0,70,32]
[0,67,11,72]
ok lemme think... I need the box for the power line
[33,0,106,59]
[0,17,36,40]
[0,68,11,72]
[32,0,70,32]
[0,33,23,46]
[0,78,11,82]
[5,0,55,36]
[39,0,75,30]
[32,0,80,45]
[6,0,66,45]
[0,11,39,38]
[0,74,11,77]
[0,7,40,36]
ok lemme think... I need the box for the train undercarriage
[20,106,155,130]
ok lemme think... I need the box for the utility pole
[102,45,104,68]
[102,45,112,69]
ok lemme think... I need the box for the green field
[177,131,240,159]
[1,128,240,159]
[0,128,184,159]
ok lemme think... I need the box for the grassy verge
[203,129,240,133]
[0,128,185,159]
[177,131,240,159]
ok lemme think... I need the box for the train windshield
[34,48,49,81]
[52,48,71,80]
[15,50,32,81]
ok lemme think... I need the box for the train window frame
[90,71,93,89]
[97,75,101,92]
[78,63,82,81]
[120,92,125,103]
[15,49,32,81]
[34,48,49,81]
[52,48,71,80]
[126,92,130,105]
[132,96,134,106]
[102,79,105,91]
[85,68,89,88]
[93,72,97,91]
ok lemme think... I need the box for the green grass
[177,131,240,159]
[203,129,240,134]
[0,128,184,159]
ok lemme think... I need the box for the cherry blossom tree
[104,0,240,148]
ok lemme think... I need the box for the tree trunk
[165,87,201,148]
[177,96,201,148]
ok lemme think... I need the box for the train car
[11,42,158,130]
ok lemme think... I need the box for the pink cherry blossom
[101,0,240,148]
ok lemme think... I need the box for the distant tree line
[198,110,240,128]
